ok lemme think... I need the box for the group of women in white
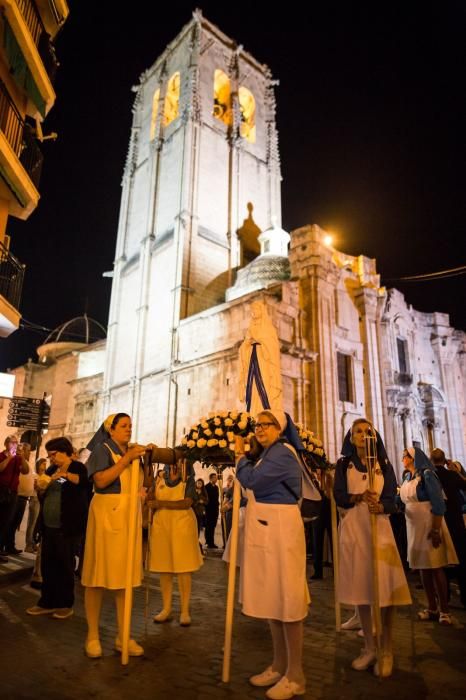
[31,408,459,700]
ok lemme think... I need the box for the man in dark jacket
[205,472,220,548]
[431,448,466,607]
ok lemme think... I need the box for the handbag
[300,497,322,521]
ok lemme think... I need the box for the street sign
[10,397,41,406]
[6,397,51,431]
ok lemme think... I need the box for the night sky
[1,1,465,371]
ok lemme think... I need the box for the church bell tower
[102,10,282,441]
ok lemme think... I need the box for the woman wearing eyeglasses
[399,447,458,625]
[234,409,309,700]
[26,437,89,620]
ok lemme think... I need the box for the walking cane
[222,471,241,683]
[365,429,383,676]
[329,471,341,631]
[121,457,140,665]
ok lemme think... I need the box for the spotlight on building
[324,234,333,247]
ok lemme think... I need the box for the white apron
[82,446,143,589]
[400,476,458,569]
[239,488,310,622]
[338,463,411,607]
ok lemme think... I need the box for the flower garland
[179,411,255,465]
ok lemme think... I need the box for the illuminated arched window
[239,86,256,143]
[213,69,232,126]
[164,72,180,127]
[150,88,160,141]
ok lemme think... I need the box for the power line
[386,265,466,283]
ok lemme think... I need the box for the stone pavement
[0,552,464,700]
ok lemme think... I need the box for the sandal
[439,612,452,625]
[417,609,439,621]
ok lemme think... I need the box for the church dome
[36,314,107,364]
[226,255,290,302]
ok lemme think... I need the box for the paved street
[0,549,464,700]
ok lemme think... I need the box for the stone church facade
[2,12,464,477]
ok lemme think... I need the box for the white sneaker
[341,613,361,630]
[265,677,306,699]
[249,666,282,687]
[351,648,377,671]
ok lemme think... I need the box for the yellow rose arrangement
[295,422,330,470]
[179,410,255,465]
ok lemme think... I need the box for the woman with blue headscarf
[334,418,411,678]
[400,446,458,625]
[234,409,309,700]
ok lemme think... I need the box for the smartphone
[56,477,66,484]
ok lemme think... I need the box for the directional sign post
[7,396,51,431]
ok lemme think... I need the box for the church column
[165,22,202,446]
[227,48,242,280]
[264,69,282,228]
[102,115,141,419]
[353,287,385,433]
[290,226,340,460]
[431,335,465,463]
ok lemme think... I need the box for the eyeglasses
[254,422,276,431]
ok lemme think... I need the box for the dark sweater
[40,461,89,536]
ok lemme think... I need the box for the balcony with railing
[15,0,59,84]
[0,79,43,190]
[0,239,24,312]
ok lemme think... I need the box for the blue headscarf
[341,419,390,472]
[409,446,433,472]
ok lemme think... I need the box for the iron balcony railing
[15,0,59,84]
[0,79,43,190]
[0,239,24,311]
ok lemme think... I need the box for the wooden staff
[143,455,156,632]
[365,430,383,676]
[222,472,241,683]
[329,471,341,631]
[121,457,141,665]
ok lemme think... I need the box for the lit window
[164,72,180,127]
[150,88,160,141]
[239,86,256,143]
[213,69,232,126]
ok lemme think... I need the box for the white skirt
[405,501,459,569]
[239,494,310,622]
[338,502,411,607]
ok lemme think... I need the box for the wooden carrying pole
[222,475,241,683]
[143,455,156,631]
[366,432,383,675]
[121,458,141,665]
[330,483,341,631]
